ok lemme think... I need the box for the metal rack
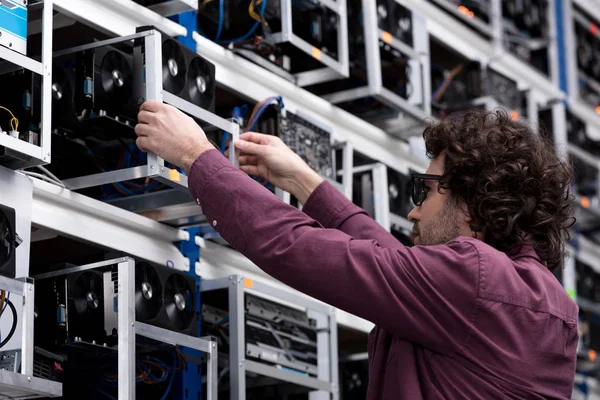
[228,0,350,87]
[0,0,53,170]
[201,274,339,400]
[55,29,238,191]
[32,257,219,400]
[0,275,62,398]
[314,0,430,139]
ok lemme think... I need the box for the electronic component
[0,0,27,55]
[502,0,551,76]
[279,111,333,179]
[572,5,600,112]
[387,166,412,218]
[34,261,198,351]
[428,0,492,38]
[430,38,521,117]
[202,293,319,377]
[340,358,369,400]
[305,0,429,132]
[196,0,348,86]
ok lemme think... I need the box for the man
[135,100,579,399]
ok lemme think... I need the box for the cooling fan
[164,273,195,331]
[135,262,163,321]
[388,168,412,218]
[51,66,77,127]
[186,56,215,109]
[98,50,133,105]
[72,272,103,317]
[162,38,186,95]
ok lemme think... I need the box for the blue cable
[215,0,224,41]
[159,350,177,400]
[215,0,267,45]
[247,96,284,131]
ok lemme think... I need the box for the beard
[413,201,462,246]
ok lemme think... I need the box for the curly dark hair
[423,108,575,271]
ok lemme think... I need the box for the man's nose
[407,206,419,222]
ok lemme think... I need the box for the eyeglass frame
[410,173,443,206]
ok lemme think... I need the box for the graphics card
[279,112,333,179]
[202,293,319,376]
[35,261,199,350]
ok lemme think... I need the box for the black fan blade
[135,262,163,321]
[73,272,102,316]
[164,273,194,330]
[162,39,186,95]
[186,57,212,108]
[100,50,133,103]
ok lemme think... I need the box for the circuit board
[279,112,334,179]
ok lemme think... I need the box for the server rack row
[0,0,597,398]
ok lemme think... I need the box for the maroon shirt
[189,150,579,399]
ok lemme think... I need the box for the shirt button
[212,220,217,227]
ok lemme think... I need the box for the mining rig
[305,0,430,139]
[196,0,350,87]
[567,2,600,115]
[32,257,218,400]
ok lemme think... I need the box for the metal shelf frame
[32,257,218,400]
[201,274,340,400]
[401,0,564,105]
[0,0,53,170]
[228,0,350,87]
[53,29,239,197]
[319,0,431,132]
[0,275,62,398]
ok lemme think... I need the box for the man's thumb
[234,139,267,157]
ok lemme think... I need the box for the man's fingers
[239,165,260,177]
[137,110,154,124]
[140,100,162,113]
[134,123,151,137]
[239,132,272,144]
[136,137,150,152]
[234,139,268,156]
[239,155,259,166]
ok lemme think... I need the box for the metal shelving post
[201,274,340,400]
[0,275,62,398]
[0,0,53,170]
[32,257,219,400]
[52,29,239,201]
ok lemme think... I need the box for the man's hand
[135,100,214,174]
[234,132,324,204]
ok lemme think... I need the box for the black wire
[0,211,15,273]
[0,298,17,349]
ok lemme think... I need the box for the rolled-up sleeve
[189,150,481,354]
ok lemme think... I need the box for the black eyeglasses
[410,173,443,206]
